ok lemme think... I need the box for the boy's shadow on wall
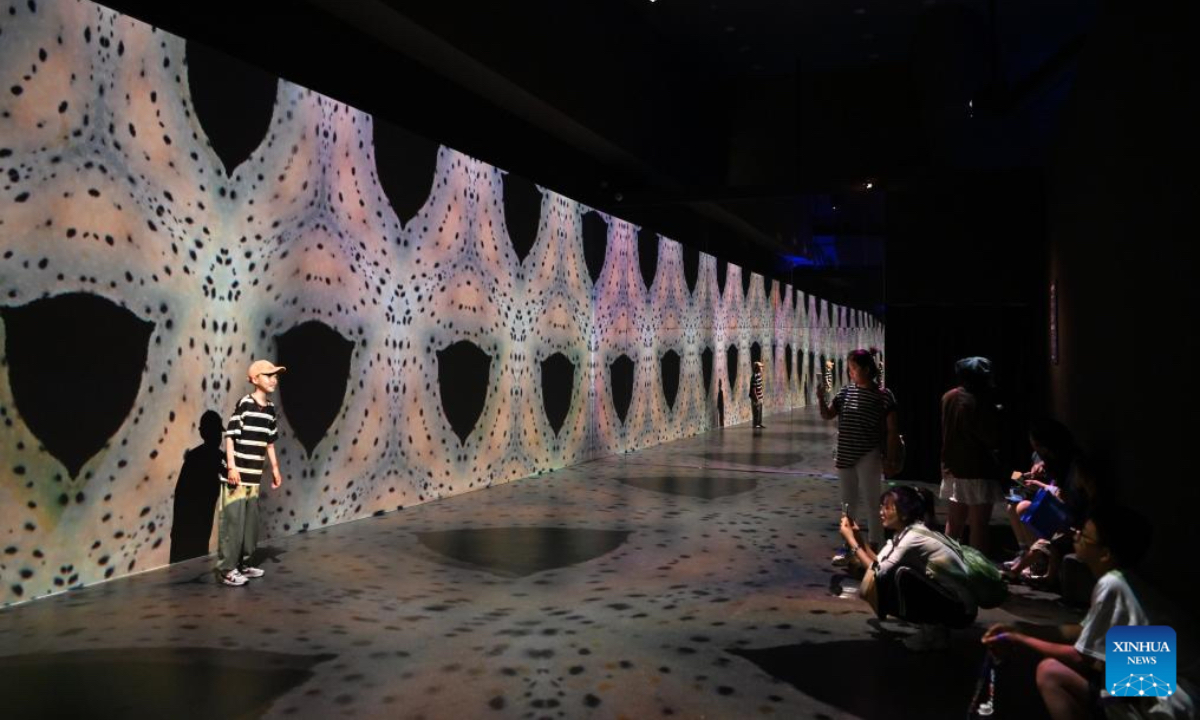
[169,411,224,563]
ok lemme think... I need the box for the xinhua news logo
[1105,626,1177,697]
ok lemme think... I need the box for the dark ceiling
[97,0,1097,311]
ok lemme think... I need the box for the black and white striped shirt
[832,384,897,468]
[221,395,279,485]
[751,370,764,402]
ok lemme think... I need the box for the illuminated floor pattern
[0,408,1079,719]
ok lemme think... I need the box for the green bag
[910,525,1008,609]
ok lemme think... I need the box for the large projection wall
[0,0,882,605]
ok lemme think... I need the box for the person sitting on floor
[982,504,1195,720]
[1007,452,1103,603]
[1004,420,1083,576]
[839,485,977,652]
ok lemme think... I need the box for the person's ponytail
[916,487,938,527]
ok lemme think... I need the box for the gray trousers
[838,450,884,546]
[216,483,259,573]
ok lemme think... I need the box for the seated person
[1008,471,1102,601]
[1005,418,1079,572]
[1006,428,1101,602]
[982,504,1195,720]
[839,485,976,652]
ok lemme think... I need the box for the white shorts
[939,473,1004,505]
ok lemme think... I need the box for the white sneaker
[238,566,265,579]
[903,625,949,652]
[830,552,850,567]
[220,570,247,587]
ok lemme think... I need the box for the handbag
[1020,487,1071,539]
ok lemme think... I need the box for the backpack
[909,525,1008,609]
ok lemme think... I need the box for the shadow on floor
[415,527,631,577]
[0,647,334,719]
[618,474,758,499]
[730,637,1050,720]
[700,451,807,467]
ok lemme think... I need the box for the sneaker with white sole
[220,570,247,587]
[830,552,850,567]
[238,566,265,579]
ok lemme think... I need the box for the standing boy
[216,359,286,587]
[750,360,766,429]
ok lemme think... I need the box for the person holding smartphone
[818,349,899,564]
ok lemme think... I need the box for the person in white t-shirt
[982,505,1195,719]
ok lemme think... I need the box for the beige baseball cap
[248,359,287,381]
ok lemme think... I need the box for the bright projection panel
[0,0,882,605]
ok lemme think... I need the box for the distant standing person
[818,349,900,562]
[216,359,286,587]
[750,360,765,429]
[940,356,1004,555]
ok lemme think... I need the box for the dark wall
[1047,2,1196,604]
[884,174,1048,486]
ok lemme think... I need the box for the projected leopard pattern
[0,0,881,604]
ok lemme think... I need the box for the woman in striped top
[818,349,899,561]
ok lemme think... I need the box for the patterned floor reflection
[617,474,759,499]
[415,528,632,577]
[0,409,1078,719]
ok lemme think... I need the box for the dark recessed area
[415,527,631,577]
[682,245,699,295]
[540,352,576,436]
[1,293,153,478]
[807,351,816,396]
[610,354,635,425]
[725,345,739,391]
[436,340,493,444]
[660,349,680,411]
[701,347,714,398]
[0,647,332,719]
[637,227,658,292]
[729,642,993,720]
[581,211,608,284]
[619,474,758,499]
[373,119,440,225]
[185,39,278,176]
[502,172,543,262]
[275,321,355,457]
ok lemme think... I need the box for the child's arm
[226,436,240,486]
[984,620,1081,645]
[983,622,1093,673]
[266,443,282,489]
